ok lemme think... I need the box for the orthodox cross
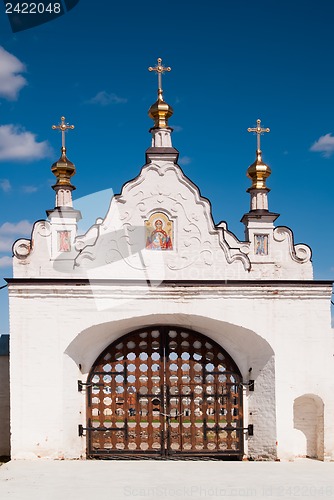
[148,57,171,98]
[52,116,75,150]
[247,119,270,151]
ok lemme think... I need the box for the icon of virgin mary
[146,219,172,250]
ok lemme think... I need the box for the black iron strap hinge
[78,424,117,436]
[239,380,255,391]
[78,422,129,437]
[203,423,254,436]
[78,380,103,392]
[226,425,254,435]
[248,380,255,391]
[247,424,254,436]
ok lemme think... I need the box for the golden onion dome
[51,147,76,190]
[148,90,174,129]
[247,149,271,190]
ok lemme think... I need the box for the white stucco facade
[0,335,10,457]
[7,126,334,461]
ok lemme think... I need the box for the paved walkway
[0,459,333,500]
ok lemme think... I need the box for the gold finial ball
[61,116,65,121]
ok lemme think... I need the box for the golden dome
[247,149,271,190]
[148,91,174,129]
[51,147,76,190]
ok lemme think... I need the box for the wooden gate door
[86,327,243,459]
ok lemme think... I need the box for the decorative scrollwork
[273,227,287,242]
[36,221,51,237]
[13,239,31,259]
[294,244,312,263]
[273,227,311,263]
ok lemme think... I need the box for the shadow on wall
[65,314,275,377]
[0,334,10,459]
[293,394,324,460]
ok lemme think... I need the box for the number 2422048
[5,3,61,14]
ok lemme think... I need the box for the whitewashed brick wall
[0,336,10,457]
[7,282,334,461]
[248,355,277,460]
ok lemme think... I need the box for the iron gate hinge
[78,380,103,392]
[78,380,89,392]
[240,380,255,391]
[220,425,254,435]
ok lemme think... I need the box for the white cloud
[0,125,51,161]
[0,256,12,268]
[310,133,334,158]
[0,238,13,252]
[0,220,32,236]
[86,91,127,106]
[21,185,38,193]
[179,156,192,166]
[0,46,27,100]
[0,179,11,192]
[171,125,183,132]
[0,220,32,252]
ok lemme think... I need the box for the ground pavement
[0,458,333,500]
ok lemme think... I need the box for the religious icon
[255,234,268,256]
[58,230,71,252]
[145,213,173,250]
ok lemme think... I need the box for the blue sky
[0,0,333,333]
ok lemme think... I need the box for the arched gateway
[7,59,334,463]
[86,326,244,459]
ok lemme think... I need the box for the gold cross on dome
[52,116,75,150]
[148,57,171,98]
[247,119,270,151]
